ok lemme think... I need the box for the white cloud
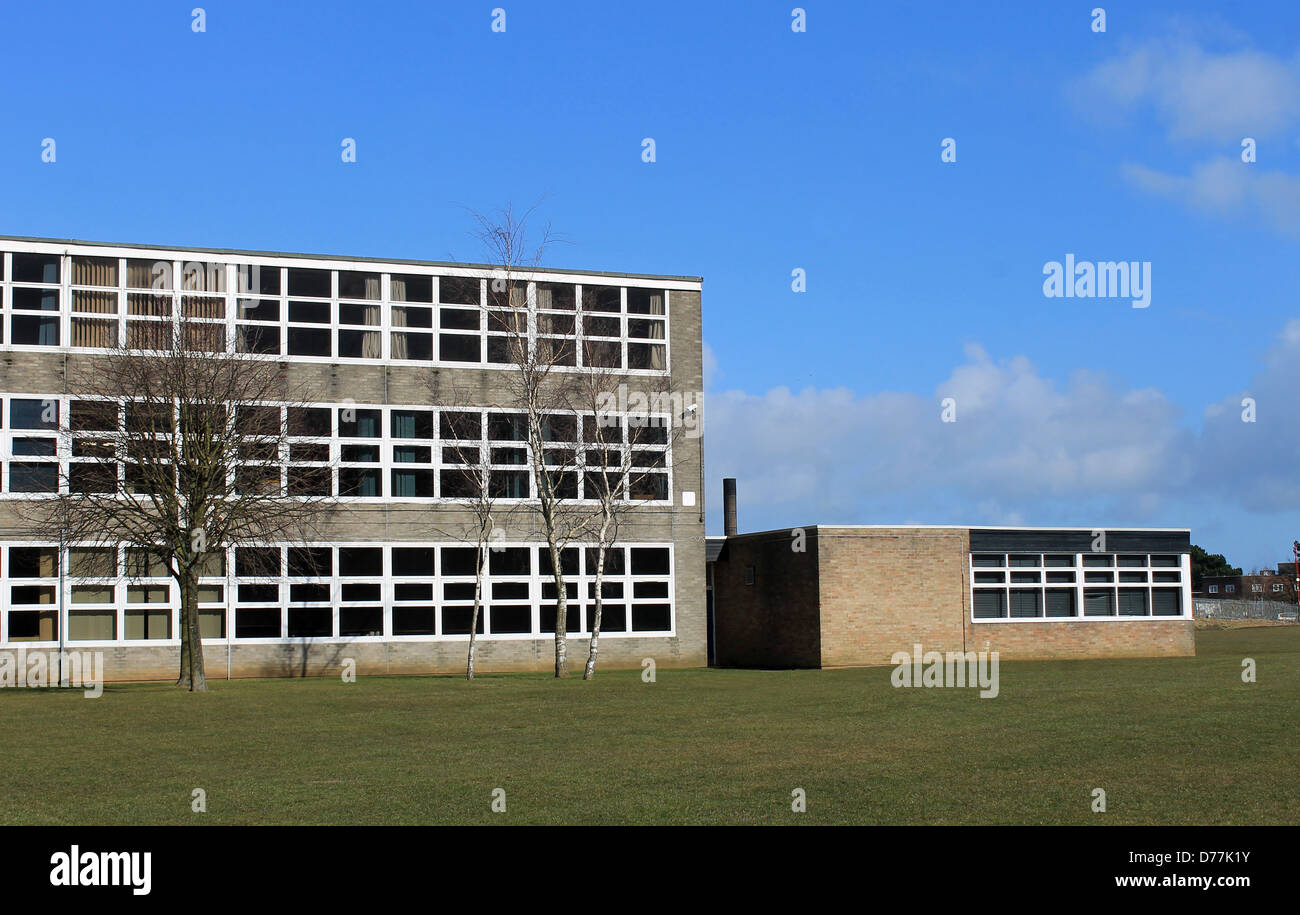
[705,320,1300,532]
[1075,39,1300,141]
[1122,157,1300,233]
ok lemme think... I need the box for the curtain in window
[366,276,382,300]
[393,470,416,498]
[390,277,407,301]
[72,258,118,288]
[38,316,58,346]
[71,318,116,347]
[392,412,415,438]
[537,286,553,308]
[390,307,408,359]
[73,290,117,314]
[648,344,665,370]
[648,292,665,315]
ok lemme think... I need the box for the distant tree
[1190,545,1241,589]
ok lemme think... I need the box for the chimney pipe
[723,478,738,537]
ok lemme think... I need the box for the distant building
[1197,563,1298,603]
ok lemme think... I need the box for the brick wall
[712,528,821,667]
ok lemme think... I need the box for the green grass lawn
[1,627,1296,825]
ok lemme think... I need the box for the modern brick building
[709,481,1195,666]
[0,236,706,680]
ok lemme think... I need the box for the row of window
[0,397,673,501]
[0,543,675,643]
[1205,582,1288,594]
[0,252,671,370]
[972,586,1184,619]
[969,553,1190,620]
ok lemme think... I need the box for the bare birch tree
[21,315,335,691]
[572,355,693,679]
[468,205,587,677]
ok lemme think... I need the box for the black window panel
[1152,571,1181,583]
[540,547,580,576]
[393,606,436,635]
[394,333,432,359]
[972,590,1006,619]
[12,253,61,284]
[971,554,1006,568]
[1085,572,1114,583]
[441,606,484,635]
[10,547,58,578]
[391,410,434,439]
[1046,571,1076,583]
[287,547,332,577]
[539,604,582,634]
[289,300,331,323]
[391,273,433,302]
[10,463,57,492]
[535,281,576,309]
[392,547,435,576]
[440,411,481,440]
[440,470,480,498]
[492,581,529,600]
[289,442,328,462]
[1082,555,1114,567]
[290,583,330,602]
[394,583,433,601]
[440,308,480,330]
[236,547,281,577]
[12,438,55,456]
[1009,589,1042,618]
[441,547,480,576]
[70,463,116,493]
[396,307,433,328]
[583,547,624,575]
[439,276,480,306]
[489,547,531,576]
[287,268,331,298]
[584,315,620,337]
[288,608,332,638]
[338,547,382,576]
[1008,554,1039,567]
[587,581,623,599]
[1045,590,1076,617]
[587,603,622,632]
[287,466,330,496]
[339,409,381,438]
[488,413,527,441]
[489,469,531,498]
[11,398,57,430]
[13,287,60,310]
[340,444,379,463]
[629,339,664,366]
[287,327,331,356]
[11,315,59,345]
[1117,554,1147,568]
[288,407,331,436]
[237,299,279,321]
[973,572,1004,584]
[1010,572,1040,584]
[236,265,280,295]
[341,583,380,602]
[630,547,670,575]
[1043,554,1075,567]
[581,285,620,312]
[7,612,42,639]
[440,334,480,362]
[1150,555,1180,568]
[628,422,668,445]
[340,606,382,637]
[338,271,380,300]
[633,581,669,598]
[236,608,281,638]
[1118,589,1149,616]
[632,604,672,632]
[542,581,579,600]
[489,605,532,634]
[69,400,117,432]
[391,469,434,497]
[238,584,278,602]
[443,582,477,600]
[237,324,280,353]
[339,467,381,497]
[337,329,378,358]
[393,445,431,463]
[1083,589,1115,616]
[1152,589,1182,615]
[236,405,280,436]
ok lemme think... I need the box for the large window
[970,552,1188,621]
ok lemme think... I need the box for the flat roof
[722,524,1191,538]
[0,234,704,285]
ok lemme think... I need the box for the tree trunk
[549,543,569,678]
[179,571,208,692]
[467,540,485,680]
[584,525,610,681]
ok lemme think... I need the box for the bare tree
[22,315,335,691]
[572,355,693,679]
[469,205,587,678]
[429,385,511,680]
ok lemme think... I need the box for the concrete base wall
[79,635,701,682]
[968,619,1196,660]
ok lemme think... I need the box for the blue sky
[2,1,1298,569]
